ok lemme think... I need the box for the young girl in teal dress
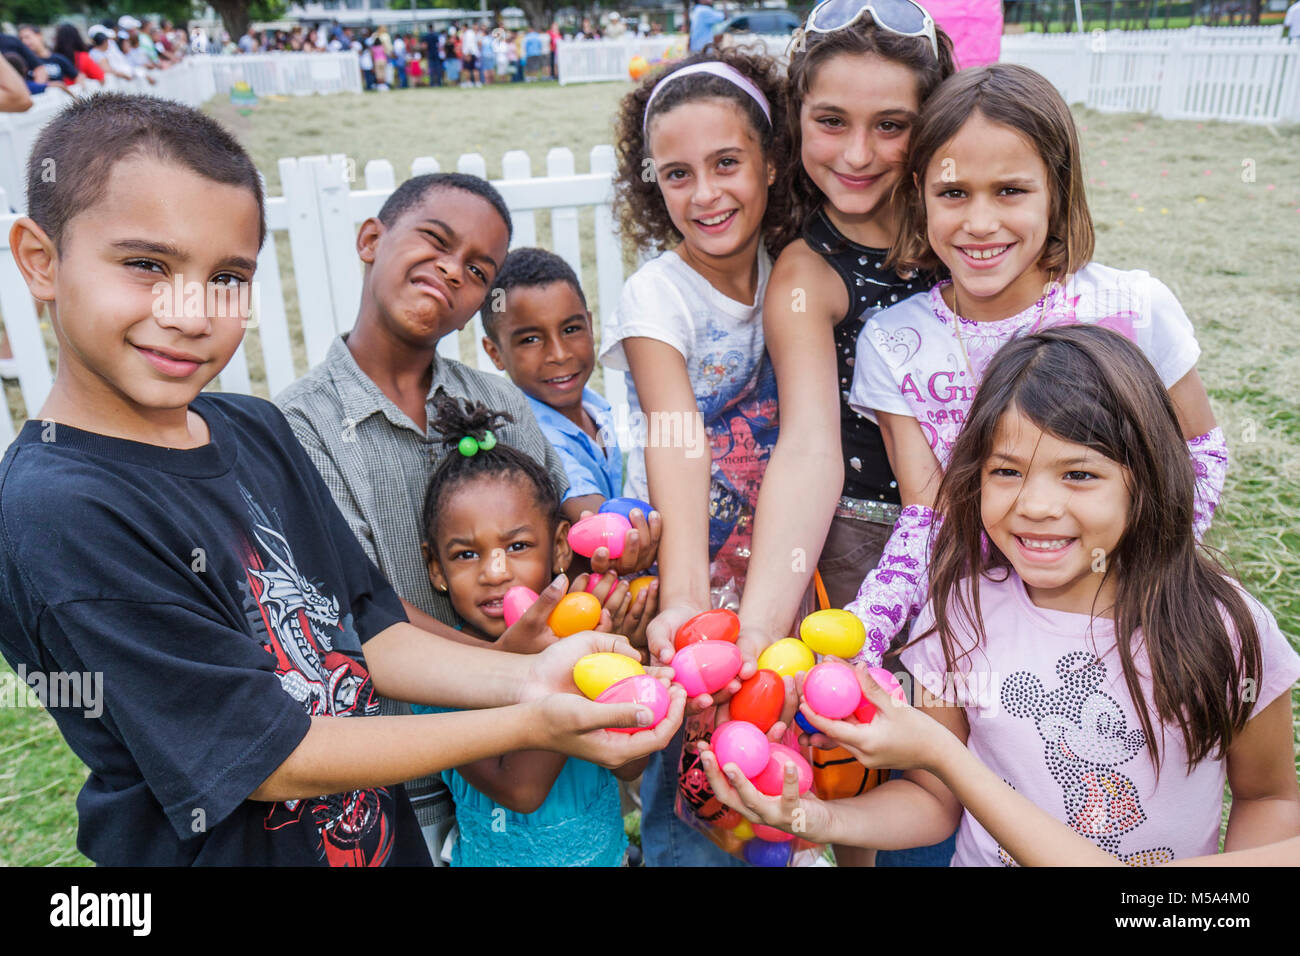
[411,393,648,866]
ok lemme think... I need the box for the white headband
[642,62,773,137]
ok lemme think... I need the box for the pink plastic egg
[752,824,795,843]
[751,743,813,796]
[584,572,615,594]
[502,586,539,628]
[567,513,633,559]
[711,720,771,779]
[804,661,863,720]
[596,675,670,733]
[669,641,743,697]
[853,667,906,723]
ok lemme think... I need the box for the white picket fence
[0,52,361,214]
[554,26,1299,124]
[1001,27,1300,123]
[0,145,627,450]
[557,35,686,85]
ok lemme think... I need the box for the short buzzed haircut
[26,92,266,252]
[376,171,513,244]
[480,246,586,343]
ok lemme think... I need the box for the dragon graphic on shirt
[1000,650,1174,867]
[238,486,396,866]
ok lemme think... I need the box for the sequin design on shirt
[1001,650,1175,866]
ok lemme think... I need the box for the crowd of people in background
[0,16,194,110]
[0,11,678,108]
[333,14,666,92]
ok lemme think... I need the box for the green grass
[1,83,1296,865]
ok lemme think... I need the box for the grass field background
[1,81,1297,865]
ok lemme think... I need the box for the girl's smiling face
[981,406,1131,617]
[799,51,919,247]
[425,474,570,638]
[648,97,774,261]
[923,112,1053,320]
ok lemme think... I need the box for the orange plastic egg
[629,576,656,601]
[548,592,601,637]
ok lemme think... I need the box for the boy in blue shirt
[0,93,681,866]
[481,248,660,619]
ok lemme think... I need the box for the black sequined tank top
[802,207,927,504]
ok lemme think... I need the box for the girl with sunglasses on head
[734,0,955,865]
[739,0,955,655]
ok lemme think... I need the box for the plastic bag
[669,577,827,867]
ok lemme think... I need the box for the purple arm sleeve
[1189,426,1228,541]
[845,505,941,667]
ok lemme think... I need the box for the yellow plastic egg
[629,575,656,601]
[548,592,602,637]
[756,638,816,678]
[573,653,645,700]
[733,818,755,841]
[799,609,866,659]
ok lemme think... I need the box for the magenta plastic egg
[751,743,813,796]
[853,667,907,723]
[752,824,795,844]
[567,513,633,559]
[669,641,743,697]
[711,720,771,779]
[803,661,864,720]
[502,586,539,628]
[596,675,670,733]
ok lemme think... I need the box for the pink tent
[925,0,1003,68]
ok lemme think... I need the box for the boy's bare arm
[250,683,685,802]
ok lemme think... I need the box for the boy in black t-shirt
[0,93,682,866]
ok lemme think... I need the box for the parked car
[714,9,802,37]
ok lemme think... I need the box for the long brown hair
[916,325,1260,774]
[773,14,956,254]
[613,43,791,258]
[888,63,1095,279]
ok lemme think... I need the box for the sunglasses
[799,0,939,60]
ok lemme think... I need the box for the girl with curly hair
[600,43,791,866]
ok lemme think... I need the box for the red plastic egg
[853,667,907,723]
[751,743,814,796]
[596,674,670,733]
[669,641,743,697]
[716,808,743,830]
[673,608,741,651]
[729,669,784,733]
[752,824,795,843]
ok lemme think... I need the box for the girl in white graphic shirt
[844,64,1227,666]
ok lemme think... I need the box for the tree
[208,0,288,41]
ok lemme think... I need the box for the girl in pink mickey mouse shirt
[845,64,1227,665]
[700,326,1299,866]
